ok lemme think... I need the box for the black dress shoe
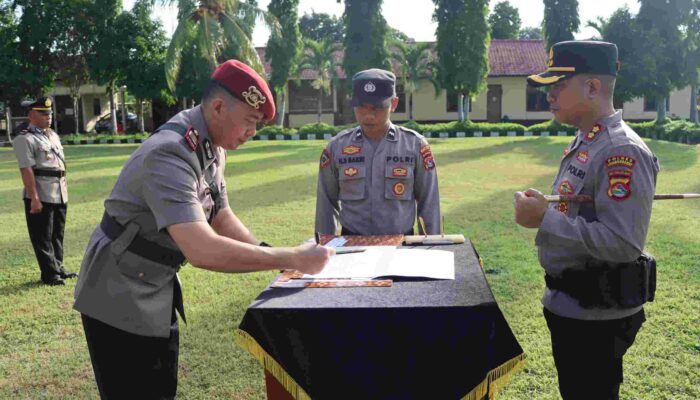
[60,270,78,279]
[43,277,66,286]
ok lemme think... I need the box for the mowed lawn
[0,137,698,399]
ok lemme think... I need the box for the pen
[334,248,366,255]
[314,231,320,245]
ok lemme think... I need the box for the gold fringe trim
[236,328,525,400]
[235,329,311,400]
[461,353,527,400]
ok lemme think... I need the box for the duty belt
[100,212,186,267]
[33,168,65,178]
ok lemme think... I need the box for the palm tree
[391,42,440,121]
[164,0,280,92]
[298,38,341,124]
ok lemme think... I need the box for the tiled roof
[256,39,547,80]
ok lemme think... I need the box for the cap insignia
[242,86,266,109]
[547,48,554,67]
[364,82,376,93]
[45,99,52,108]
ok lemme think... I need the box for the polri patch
[606,155,636,169]
[342,145,362,155]
[607,170,632,201]
[576,151,589,164]
[420,144,436,171]
[392,167,408,177]
[393,182,406,196]
[320,149,331,168]
[185,127,199,151]
[584,124,603,142]
[204,139,214,160]
[344,167,358,177]
[557,180,575,195]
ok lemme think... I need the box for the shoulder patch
[607,169,633,201]
[184,127,199,151]
[320,149,331,169]
[605,155,635,169]
[420,144,436,171]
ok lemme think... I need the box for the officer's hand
[514,188,547,228]
[30,197,43,214]
[291,243,335,275]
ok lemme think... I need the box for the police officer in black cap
[514,41,659,399]
[316,68,441,236]
[12,97,76,285]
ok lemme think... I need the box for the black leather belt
[33,168,65,177]
[341,226,415,236]
[100,212,186,267]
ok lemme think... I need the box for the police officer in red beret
[73,60,333,399]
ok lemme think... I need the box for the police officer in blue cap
[315,68,441,236]
[514,41,659,400]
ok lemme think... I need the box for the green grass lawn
[0,138,698,399]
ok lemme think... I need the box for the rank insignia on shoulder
[344,167,358,177]
[576,151,589,164]
[420,144,436,171]
[320,149,331,169]
[342,145,362,155]
[584,124,603,142]
[392,167,408,177]
[393,182,406,196]
[204,139,214,160]
[185,127,199,151]
[607,169,633,201]
[557,180,575,195]
[605,155,635,169]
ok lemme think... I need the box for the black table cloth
[236,240,525,400]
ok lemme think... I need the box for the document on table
[303,246,455,280]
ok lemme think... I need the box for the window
[394,84,406,113]
[526,86,550,112]
[288,81,334,113]
[643,97,670,112]
[446,90,472,112]
[93,98,101,116]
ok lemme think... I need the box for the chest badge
[584,124,603,142]
[576,151,589,164]
[185,127,199,151]
[344,167,359,177]
[392,182,406,196]
[392,167,408,177]
[557,180,575,195]
[342,145,362,155]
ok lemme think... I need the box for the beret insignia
[242,85,266,109]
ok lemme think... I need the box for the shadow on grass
[0,280,46,297]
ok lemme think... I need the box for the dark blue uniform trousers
[544,308,646,400]
[23,199,66,283]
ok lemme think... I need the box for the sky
[123,0,641,46]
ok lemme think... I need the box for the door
[487,85,503,123]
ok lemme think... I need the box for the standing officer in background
[315,68,441,236]
[73,60,332,399]
[514,41,659,399]
[12,97,76,286]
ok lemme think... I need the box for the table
[236,240,525,399]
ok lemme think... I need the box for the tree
[489,1,521,39]
[542,0,579,50]
[636,0,691,122]
[122,0,174,133]
[299,11,344,42]
[391,42,439,121]
[683,1,700,123]
[342,0,391,89]
[519,26,542,39]
[165,0,280,93]
[433,0,490,121]
[266,0,302,126]
[0,0,21,142]
[298,39,341,123]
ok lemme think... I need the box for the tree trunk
[120,89,127,133]
[109,84,118,135]
[5,106,12,144]
[276,89,286,126]
[457,93,464,122]
[317,93,322,124]
[409,93,414,121]
[181,97,187,110]
[52,97,58,133]
[138,100,145,133]
[464,96,470,122]
[690,81,698,124]
[190,98,195,108]
[73,95,80,135]
[656,95,667,123]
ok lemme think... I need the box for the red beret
[211,59,275,122]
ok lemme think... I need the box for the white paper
[325,237,348,248]
[304,247,454,280]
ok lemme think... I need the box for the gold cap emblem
[45,98,52,108]
[242,86,266,109]
[547,48,554,67]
